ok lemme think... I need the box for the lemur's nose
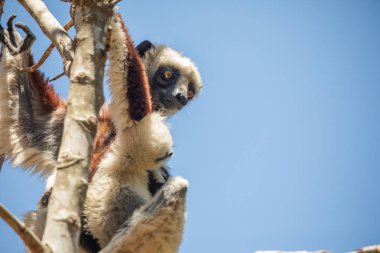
[176,93,188,106]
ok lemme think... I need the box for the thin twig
[0,0,5,20]
[17,0,74,74]
[18,19,74,73]
[0,155,4,172]
[49,71,65,82]
[0,203,50,253]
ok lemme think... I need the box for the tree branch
[0,155,4,172]
[0,0,4,173]
[49,71,65,82]
[18,19,74,73]
[0,0,4,19]
[351,245,380,253]
[0,203,50,253]
[16,0,74,74]
[41,1,114,253]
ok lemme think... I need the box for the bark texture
[41,1,113,253]
[0,0,4,172]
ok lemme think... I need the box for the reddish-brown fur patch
[28,55,66,112]
[89,106,115,181]
[116,14,152,121]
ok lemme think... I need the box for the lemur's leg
[0,16,65,175]
[101,177,188,253]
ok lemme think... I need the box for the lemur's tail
[0,16,65,175]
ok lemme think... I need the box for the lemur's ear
[136,40,155,57]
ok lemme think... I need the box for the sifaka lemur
[0,13,202,253]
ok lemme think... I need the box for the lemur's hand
[0,15,35,55]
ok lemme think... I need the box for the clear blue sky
[1,1,380,252]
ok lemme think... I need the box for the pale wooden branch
[350,245,380,253]
[16,0,74,74]
[0,0,4,174]
[0,154,4,172]
[0,203,50,253]
[18,19,74,73]
[0,0,4,19]
[49,71,65,82]
[40,1,114,253]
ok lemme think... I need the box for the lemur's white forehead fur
[143,45,203,97]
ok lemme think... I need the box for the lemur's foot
[144,176,188,213]
[0,15,35,55]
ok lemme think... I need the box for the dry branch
[0,0,4,19]
[40,1,114,253]
[18,19,74,73]
[0,0,4,172]
[351,245,380,253]
[49,71,65,82]
[0,155,4,172]
[0,203,50,253]
[17,0,74,74]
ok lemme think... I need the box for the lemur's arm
[96,13,173,176]
[107,13,152,131]
[0,17,65,175]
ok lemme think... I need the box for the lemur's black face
[136,40,199,116]
[150,66,195,113]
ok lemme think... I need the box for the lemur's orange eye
[157,67,178,87]
[163,70,173,80]
[187,90,194,99]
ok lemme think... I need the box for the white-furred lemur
[0,13,202,253]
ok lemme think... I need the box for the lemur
[0,13,202,253]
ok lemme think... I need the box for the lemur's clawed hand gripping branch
[18,19,74,74]
[16,0,74,75]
